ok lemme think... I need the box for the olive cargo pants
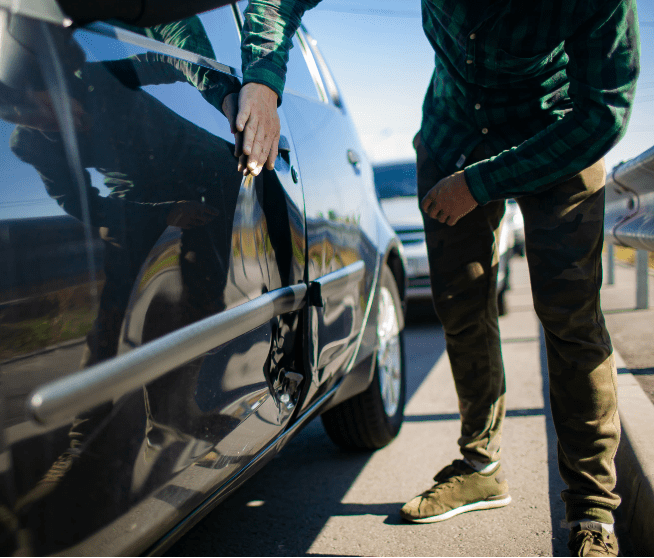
[416,139,620,524]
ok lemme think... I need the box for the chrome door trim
[27,284,307,425]
[84,21,242,78]
[295,29,329,104]
[312,260,365,300]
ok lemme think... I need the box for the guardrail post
[636,250,649,310]
[606,244,615,285]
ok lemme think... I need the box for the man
[233,1,640,556]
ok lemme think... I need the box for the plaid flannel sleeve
[464,0,640,204]
[241,0,323,103]
[148,18,240,114]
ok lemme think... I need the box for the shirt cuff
[463,163,493,205]
[203,81,241,116]
[243,60,285,106]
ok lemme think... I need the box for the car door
[0,6,307,555]
[278,26,380,407]
[232,2,378,411]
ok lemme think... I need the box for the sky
[302,0,654,170]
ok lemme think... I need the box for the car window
[373,163,418,199]
[302,26,342,107]
[111,7,242,72]
[197,7,243,71]
[286,33,323,101]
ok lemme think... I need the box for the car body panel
[0,4,405,556]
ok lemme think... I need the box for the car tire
[321,266,406,450]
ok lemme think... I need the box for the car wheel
[321,266,406,450]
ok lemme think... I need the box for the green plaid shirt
[242,0,640,203]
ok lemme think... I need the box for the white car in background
[373,161,525,315]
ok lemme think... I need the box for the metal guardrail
[605,144,654,309]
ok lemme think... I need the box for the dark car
[0,2,407,554]
[373,161,523,314]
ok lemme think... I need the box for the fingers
[234,130,243,159]
[222,93,238,134]
[241,113,257,158]
[235,83,280,176]
[242,122,278,176]
[235,95,251,133]
[265,134,280,170]
[245,123,267,176]
[421,190,451,224]
[237,153,247,174]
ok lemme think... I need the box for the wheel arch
[382,240,407,331]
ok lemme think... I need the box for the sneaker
[400,459,511,523]
[568,522,618,557]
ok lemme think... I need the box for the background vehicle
[372,160,525,315]
[0,2,407,554]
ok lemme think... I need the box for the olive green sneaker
[568,522,618,557]
[400,459,511,523]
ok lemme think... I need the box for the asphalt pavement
[170,253,654,557]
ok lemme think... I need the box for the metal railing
[604,144,654,310]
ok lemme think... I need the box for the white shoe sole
[405,495,512,524]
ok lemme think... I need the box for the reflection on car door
[279,30,378,407]
[0,7,306,555]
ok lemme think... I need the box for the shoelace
[421,461,470,496]
[573,529,610,556]
[433,460,473,482]
[38,451,77,485]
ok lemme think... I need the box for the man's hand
[232,83,280,176]
[222,92,247,172]
[421,170,478,226]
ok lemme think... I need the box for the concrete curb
[614,350,654,556]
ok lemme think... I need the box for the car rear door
[0,6,307,555]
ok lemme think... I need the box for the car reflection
[0,15,304,555]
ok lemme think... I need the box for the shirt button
[470,33,476,40]
[466,59,473,64]
[475,103,481,110]
[481,128,489,134]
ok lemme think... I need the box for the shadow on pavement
[404,408,545,423]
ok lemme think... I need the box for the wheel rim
[377,286,401,417]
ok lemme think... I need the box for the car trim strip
[294,29,329,104]
[84,21,242,78]
[27,284,307,425]
[312,260,365,299]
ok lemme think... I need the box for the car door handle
[347,149,361,171]
[278,135,291,154]
[276,135,292,168]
